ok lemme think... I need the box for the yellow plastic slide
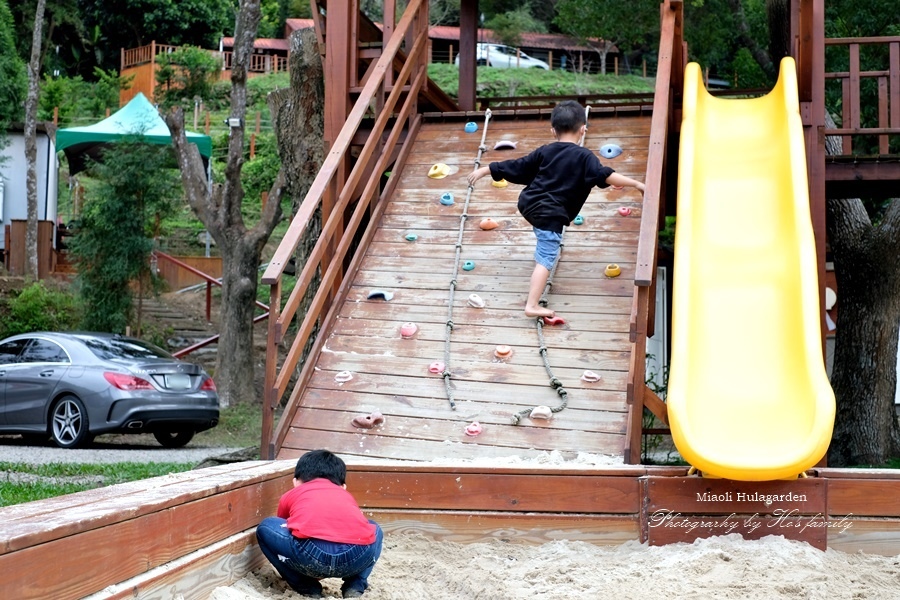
[667,58,835,481]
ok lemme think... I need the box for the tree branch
[164,107,218,233]
[725,0,774,75]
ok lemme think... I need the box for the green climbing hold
[573,215,584,225]
[405,232,418,241]
[462,260,475,271]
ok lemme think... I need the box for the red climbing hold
[542,316,566,326]
[352,411,385,429]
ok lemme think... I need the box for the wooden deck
[278,113,651,461]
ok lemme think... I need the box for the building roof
[220,37,290,52]
[428,25,613,53]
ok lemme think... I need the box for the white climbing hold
[467,293,485,308]
[334,371,353,383]
[581,370,602,383]
[530,405,553,420]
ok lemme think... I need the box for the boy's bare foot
[525,305,555,318]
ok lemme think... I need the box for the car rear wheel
[51,395,93,449]
[154,430,195,448]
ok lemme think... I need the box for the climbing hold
[428,163,451,179]
[530,405,553,420]
[493,139,517,150]
[599,143,623,159]
[542,315,566,326]
[462,260,475,271]
[465,421,483,436]
[400,322,418,339]
[464,121,478,133]
[573,215,584,225]
[494,345,513,359]
[618,206,632,217]
[334,371,353,383]
[428,361,445,374]
[491,179,508,188]
[467,293,485,308]
[581,370,602,383]
[352,411,385,429]
[405,232,418,241]
[604,264,621,278]
[367,289,394,301]
[479,218,499,230]
[440,192,455,206]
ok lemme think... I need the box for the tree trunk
[165,0,284,408]
[765,0,791,64]
[824,113,900,465]
[24,0,46,281]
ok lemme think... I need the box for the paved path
[0,434,243,465]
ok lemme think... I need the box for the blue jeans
[256,517,383,596]
[533,227,562,271]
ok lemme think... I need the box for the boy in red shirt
[256,450,383,598]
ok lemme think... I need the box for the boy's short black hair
[294,449,347,486]
[550,100,586,134]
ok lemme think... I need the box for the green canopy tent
[55,92,212,174]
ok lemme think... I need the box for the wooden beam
[642,384,668,426]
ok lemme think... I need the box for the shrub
[1,282,81,337]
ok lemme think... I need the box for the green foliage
[427,63,655,99]
[0,0,25,123]
[69,137,180,333]
[731,48,769,89]
[78,0,235,73]
[241,133,281,202]
[484,6,547,48]
[155,46,223,109]
[0,462,194,507]
[38,68,132,126]
[0,282,82,338]
[555,0,659,52]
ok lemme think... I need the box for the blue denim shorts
[533,228,562,270]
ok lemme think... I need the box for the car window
[20,339,70,363]
[0,339,29,365]
[81,336,174,360]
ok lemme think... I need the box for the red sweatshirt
[277,478,376,545]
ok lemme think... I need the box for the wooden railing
[477,92,655,111]
[625,0,684,463]
[121,42,179,70]
[152,251,268,358]
[824,36,900,154]
[259,0,430,459]
[222,51,289,74]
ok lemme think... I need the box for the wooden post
[704,67,709,86]
[458,0,478,111]
[615,56,619,75]
[250,133,256,159]
[643,59,647,78]
[105,108,110,117]
[548,50,553,71]
[449,43,454,64]
[579,52,584,73]
[52,106,58,126]
[255,111,261,134]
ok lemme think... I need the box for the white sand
[211,533,900,600]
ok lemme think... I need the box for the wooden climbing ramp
[276,111,652,462]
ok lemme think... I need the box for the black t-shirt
[489,141,615,233]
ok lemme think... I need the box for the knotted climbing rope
[511,106,591,425]
[441,109,493,410]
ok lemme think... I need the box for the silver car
[0,332,219,449]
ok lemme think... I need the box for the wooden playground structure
[3,1,900,598]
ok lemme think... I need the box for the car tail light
[200,377,217,391]
[104,372,155,391]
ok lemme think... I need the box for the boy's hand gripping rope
[441,109,493,410]
[511,106,591,425]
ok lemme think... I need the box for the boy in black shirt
[467,100,645,318]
